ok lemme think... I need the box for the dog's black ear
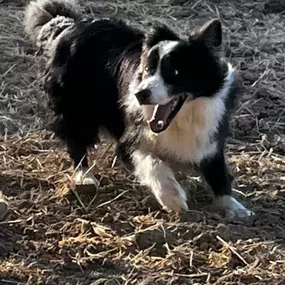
[189,19,222,49]
[145,22,180,48]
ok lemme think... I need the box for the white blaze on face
[137,41,180,105]
[138,72,170,105]
[159,40,180,57]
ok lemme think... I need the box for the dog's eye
[174,69,179,76]
[145,66,150,73]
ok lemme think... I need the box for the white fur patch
[132,150,188,212]
[138,71,170,105]
[159,40,180,57]
[124,75,141,115]
[73,167,99,187]
[215,195,254,218]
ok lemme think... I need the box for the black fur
[25,0,144,166]
[145,23,180,48]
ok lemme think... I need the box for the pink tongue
[148,100,175,133]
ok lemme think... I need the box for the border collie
[24,0,254,218]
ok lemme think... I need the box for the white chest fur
[141,95,225,164]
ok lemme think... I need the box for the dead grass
[1,0,285,284]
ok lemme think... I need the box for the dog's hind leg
[67,140,100,188]
[52,113,101,188]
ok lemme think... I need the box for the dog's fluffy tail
[24,0,82,54]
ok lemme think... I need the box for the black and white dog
[24,0,254,217]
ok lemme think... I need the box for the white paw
[215,195,255,218]
[73,168,99,187]
[155,182,189,213]
[226,208,254,219]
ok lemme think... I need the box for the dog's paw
[215,195,254,218]
[73,168,100,188]
[156,183,188,213]
[226,207,255,219]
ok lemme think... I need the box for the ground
[0,0,285,284]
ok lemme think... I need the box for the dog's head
[135,19,226,133]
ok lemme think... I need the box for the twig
[0,280,25,285]
[216,235,249,266]
[96,190,128,208]
[251,69,269,87]
[161,272,209,278]
[71,189,88,213]
[0,64,16,79]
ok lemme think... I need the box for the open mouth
[147,94,187,133]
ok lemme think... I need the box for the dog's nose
[135,89,151,105]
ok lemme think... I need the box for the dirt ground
[0,0,285,284]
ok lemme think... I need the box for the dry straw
[0,0,285,284]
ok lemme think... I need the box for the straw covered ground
[0,0,285,284]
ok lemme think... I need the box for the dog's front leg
[131,150,188,213]
[200,150,254,218]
